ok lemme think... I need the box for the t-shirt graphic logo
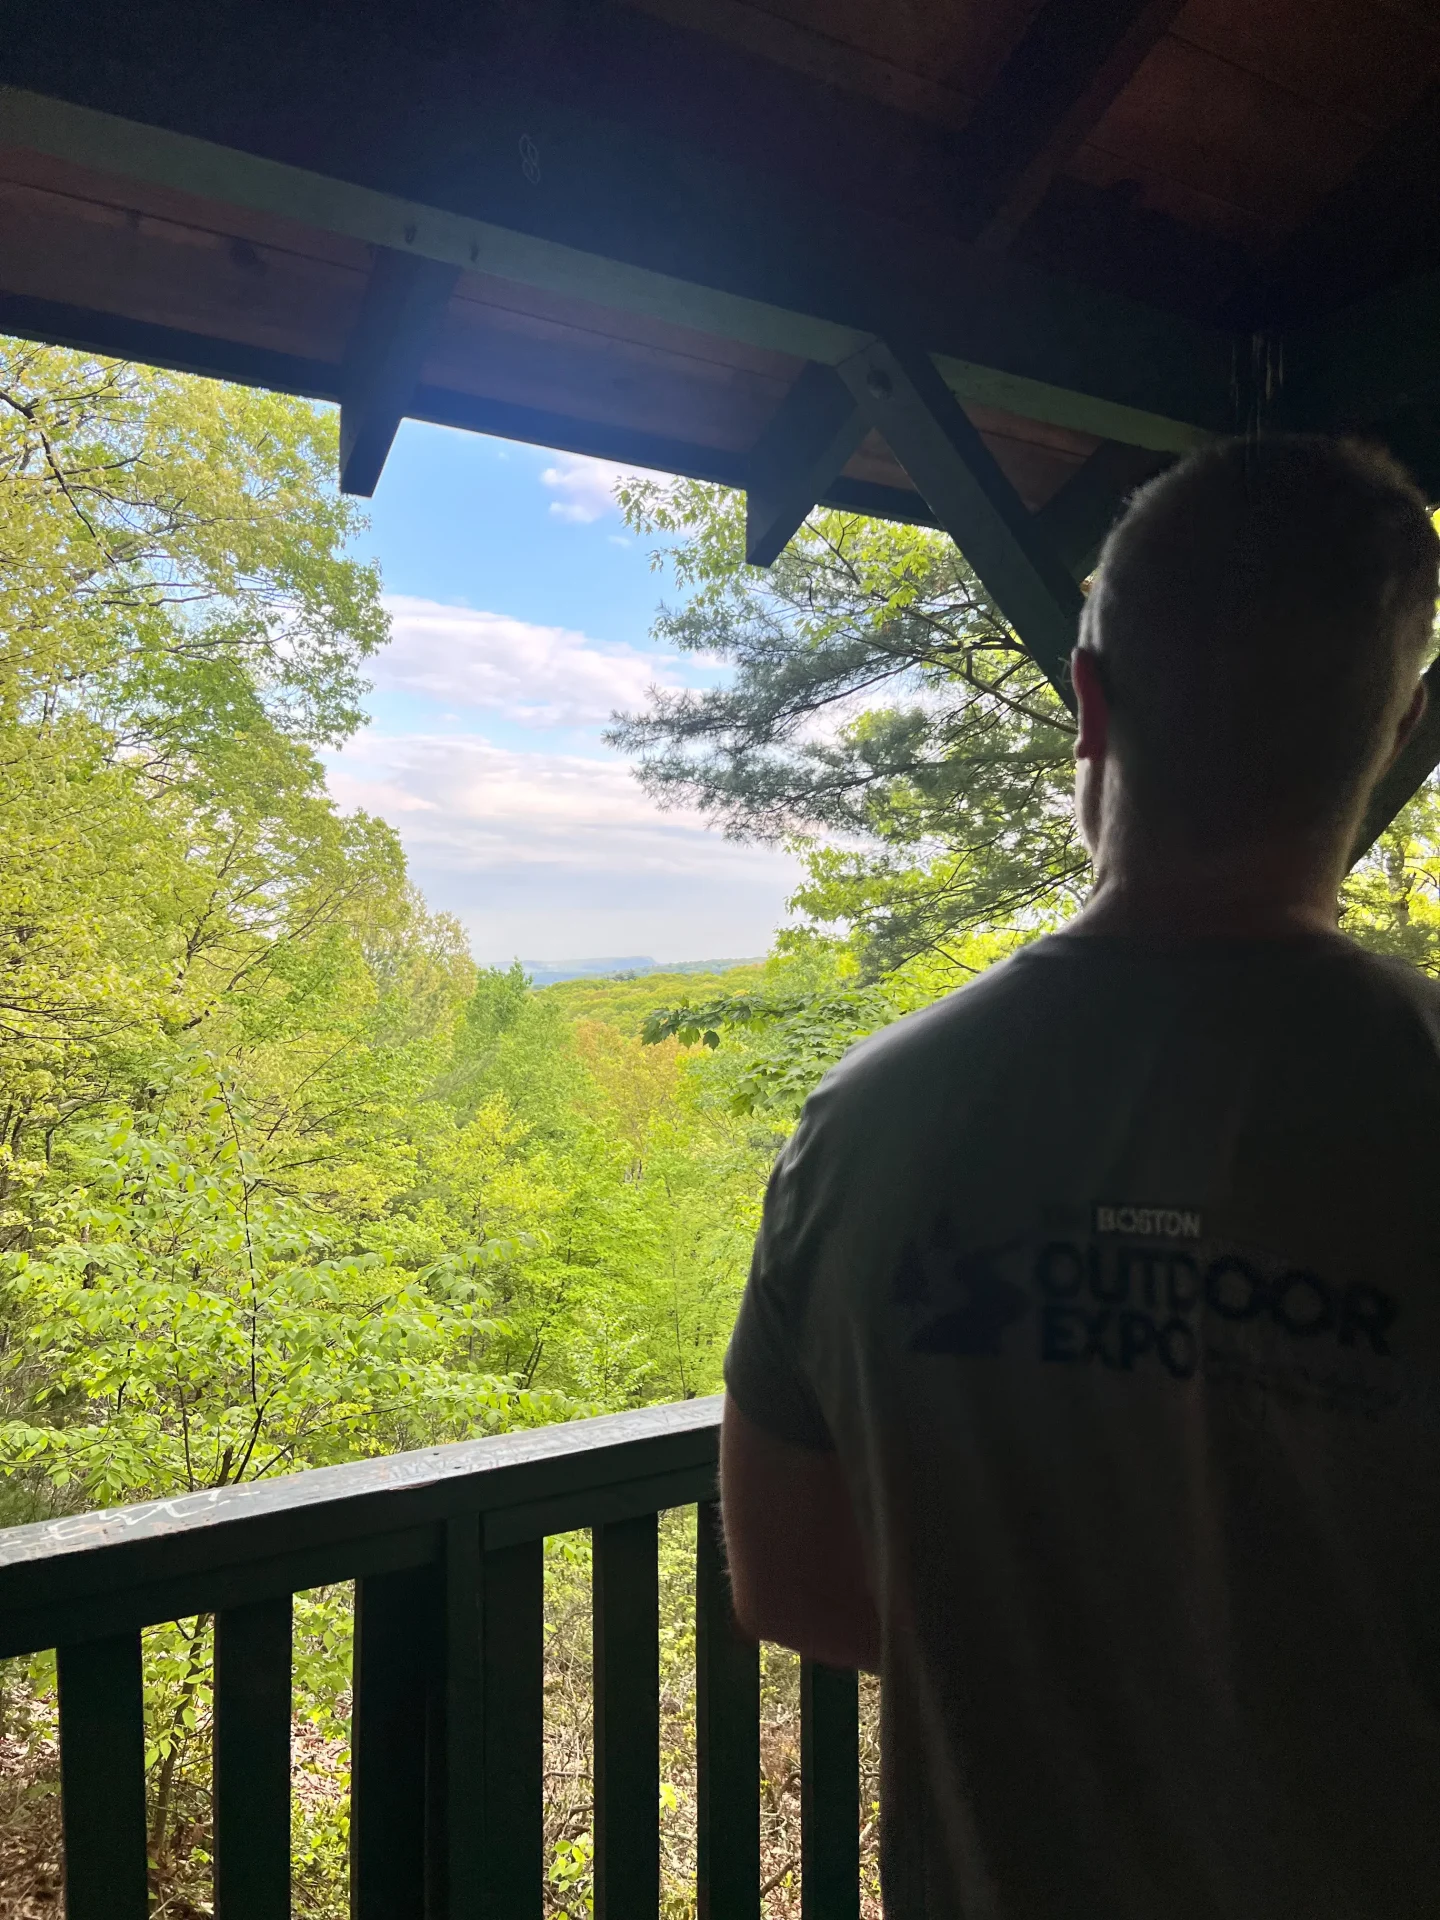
[909,1242,1029,1357]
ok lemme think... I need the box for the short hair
[1079,434,1439,847]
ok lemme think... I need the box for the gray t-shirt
[726,932,1440,1920]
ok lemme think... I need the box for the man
[721,436,1440,1919]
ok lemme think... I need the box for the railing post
[695,1500,760,1920]
[351,1563,442,1920]
[593,1512,660,1919]
[56,1632,149,1920]
[800,1663,860,1920]
[479,1535,544,1920]
[214,1595,292,1919]
[444,1514,485,1920]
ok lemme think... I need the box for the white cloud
[371,596,682,727]
[539,453,652,523]
[325,732,804,961]
[331,734,731,871]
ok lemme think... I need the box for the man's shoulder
[1313,939,1440,1037]
[811,934,1440,1121]
[817,947,1049,1110]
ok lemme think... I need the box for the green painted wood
[1281,271,1440,431]
[339,247,459,497]
[593,1514,660,1920]
[1350,652,1440,861]
[800,1665,860,1920]
[745,364,866,567]
[351,1565,442,1920]
[480,1538,544,1920]
[0,1525,438,1664]
[695,1502,760,1920]
[214,1596,292,1920]
[842,338,1084,704]
[443,1515,485,1920]
[0,1400,722,1657]
[1032,441,1172,580]
[56,1633,149,1920]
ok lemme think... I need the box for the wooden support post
[744,363,866,567]
[339,245,459,497]
[839,338,1084,703]
[1350,654,1440,862]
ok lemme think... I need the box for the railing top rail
[0,1398,721,1655]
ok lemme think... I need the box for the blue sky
[323,421,802,966]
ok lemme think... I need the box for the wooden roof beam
[952,0,1187,251]
[0,287,944,528]
[1279,272,1440,435]
[338,246,458,498]
[839,340,1083,705]
[0,86,1230,456]
[743,363,865,566]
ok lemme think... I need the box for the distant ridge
[522,956,762,987]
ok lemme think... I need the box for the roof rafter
[339,246,458,497]
[951,0,1187,250]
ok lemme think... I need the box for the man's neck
[1068,838,1346,941]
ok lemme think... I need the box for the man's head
[1074,435,1437,875]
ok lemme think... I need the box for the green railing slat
[57,1632,149,1920]
[444,1515,485,1920]
[351,1564,441,1920]
[801,1663,860,1920]
[593,1512,660,1920]
[480,1537,544,1920]
[214,1595,292,1919]
[695,1501,760,1920]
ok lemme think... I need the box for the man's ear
[1391,678,1428,764]
[1071,647,1110,761]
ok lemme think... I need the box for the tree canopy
[612,473,1440,991]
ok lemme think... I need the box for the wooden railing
[0,1397,863,1919]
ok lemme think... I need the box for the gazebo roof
[3,0,1439,835]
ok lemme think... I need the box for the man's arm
[719,1392,881,1672]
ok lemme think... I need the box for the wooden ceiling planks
[1070,17,1432,247]
[621,0,1440,322]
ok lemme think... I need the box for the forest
[0,339,1437,1914]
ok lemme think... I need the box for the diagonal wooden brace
[1034,439,1171,580]
[744,362,867,566]
[838,338,1084,704]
